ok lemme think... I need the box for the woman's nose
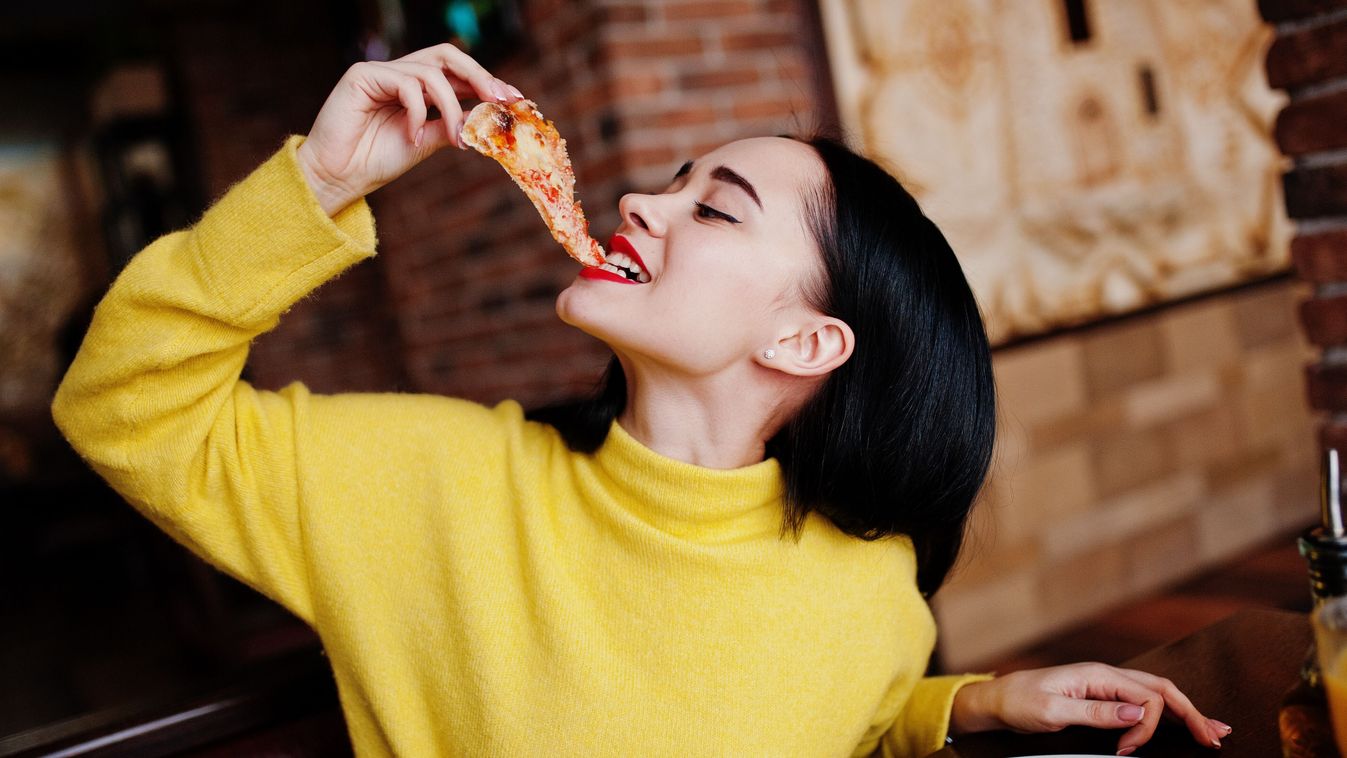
[618,193,667,237]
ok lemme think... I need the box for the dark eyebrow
[671,160,763,211]
[711,165,763,210]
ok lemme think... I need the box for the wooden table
[930,608,1323,758]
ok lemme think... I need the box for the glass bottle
[1280,448,1347,757]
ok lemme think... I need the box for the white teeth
[613,252,646,275]
[603,249,650,282]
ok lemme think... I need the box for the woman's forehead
[694,137,823,210]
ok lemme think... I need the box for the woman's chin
[555,288,608,338]
[554,287,585,328]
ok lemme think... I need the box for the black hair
[527,136,996,597]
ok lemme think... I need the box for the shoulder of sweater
[294,386,569,450]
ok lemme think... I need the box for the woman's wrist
[296,140,360,217]
[949,679,1004,736]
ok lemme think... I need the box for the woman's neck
[615,360,795,470]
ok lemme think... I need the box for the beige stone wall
[933,278,1317,669]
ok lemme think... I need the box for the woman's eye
[694,201,740,224]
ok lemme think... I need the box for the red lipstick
[579,267,636,284]
[577,234,650,284]
[607,234,650,276]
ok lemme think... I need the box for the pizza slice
[461,99,606,267]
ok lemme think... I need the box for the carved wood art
[818,0,1291,343]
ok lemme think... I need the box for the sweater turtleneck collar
[584,420,786,541]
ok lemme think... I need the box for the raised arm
[51,46,524,622]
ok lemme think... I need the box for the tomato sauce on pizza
[461,100,606,267]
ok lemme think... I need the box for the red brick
[1258,0,1347,23]
[556,13,599,48]
[731,97,800,120]
[720,30,798,52]
[1284,163,1347,219]
[1301,295,1347,345]
[679,68,761,90]
[775,58,811,83]
[610,72,667,98]
[601,3,649,24]
[1276,89,1347,155]
[1293,229,1347,282]
[1266,17,1347,90]
[687,138,737,158]
[622,145,678,168]
[625,106,720,129]
[578,153,628,185]
[570,81,613,112]
[602,35,705,60]
[663,1,759,22]
[1307,362,1347,411]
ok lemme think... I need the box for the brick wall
[1258,0,1347,451]
[167,0,825,406]
[369,0,826,406]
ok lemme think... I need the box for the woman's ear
[759,317,855,377]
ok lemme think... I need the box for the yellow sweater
[51,136,987,757]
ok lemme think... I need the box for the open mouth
[597,251,650,283]
[599,235,651,283]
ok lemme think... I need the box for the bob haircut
[528,135,997,597]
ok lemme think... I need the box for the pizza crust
[461,100,606,267]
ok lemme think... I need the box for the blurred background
[1,0,1342,754]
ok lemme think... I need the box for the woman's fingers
[1068,664,1205,755]
[373,60,465,147]
[1116,668,1228,748]
[398,43,520,104]
[1045,696,1149,731]
[970,663,1224,756]
[393,74,428,145]
[1107,683,1165,755]
[1036,663,1165,755]
[354,62,429,144]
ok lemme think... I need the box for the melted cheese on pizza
[461,100,606,267]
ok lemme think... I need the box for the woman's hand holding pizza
[296,44,524,216]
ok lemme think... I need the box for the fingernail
[1117,704,1144,722]
[1211,737,1222,748]
[1210,720,1233,735]
[1116,747,1135,757]
[492,81,509,102]
[508,85,523,99]
[414,126,424,147]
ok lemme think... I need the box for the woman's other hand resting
[296,44,524,216]
[949,662,1233,756]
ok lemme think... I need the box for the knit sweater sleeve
[884,674,994,757]
[50,135,376,624]
[852,672,994,758]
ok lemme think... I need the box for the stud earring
[763,349,776,360]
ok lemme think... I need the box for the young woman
[52,43,1229,756]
